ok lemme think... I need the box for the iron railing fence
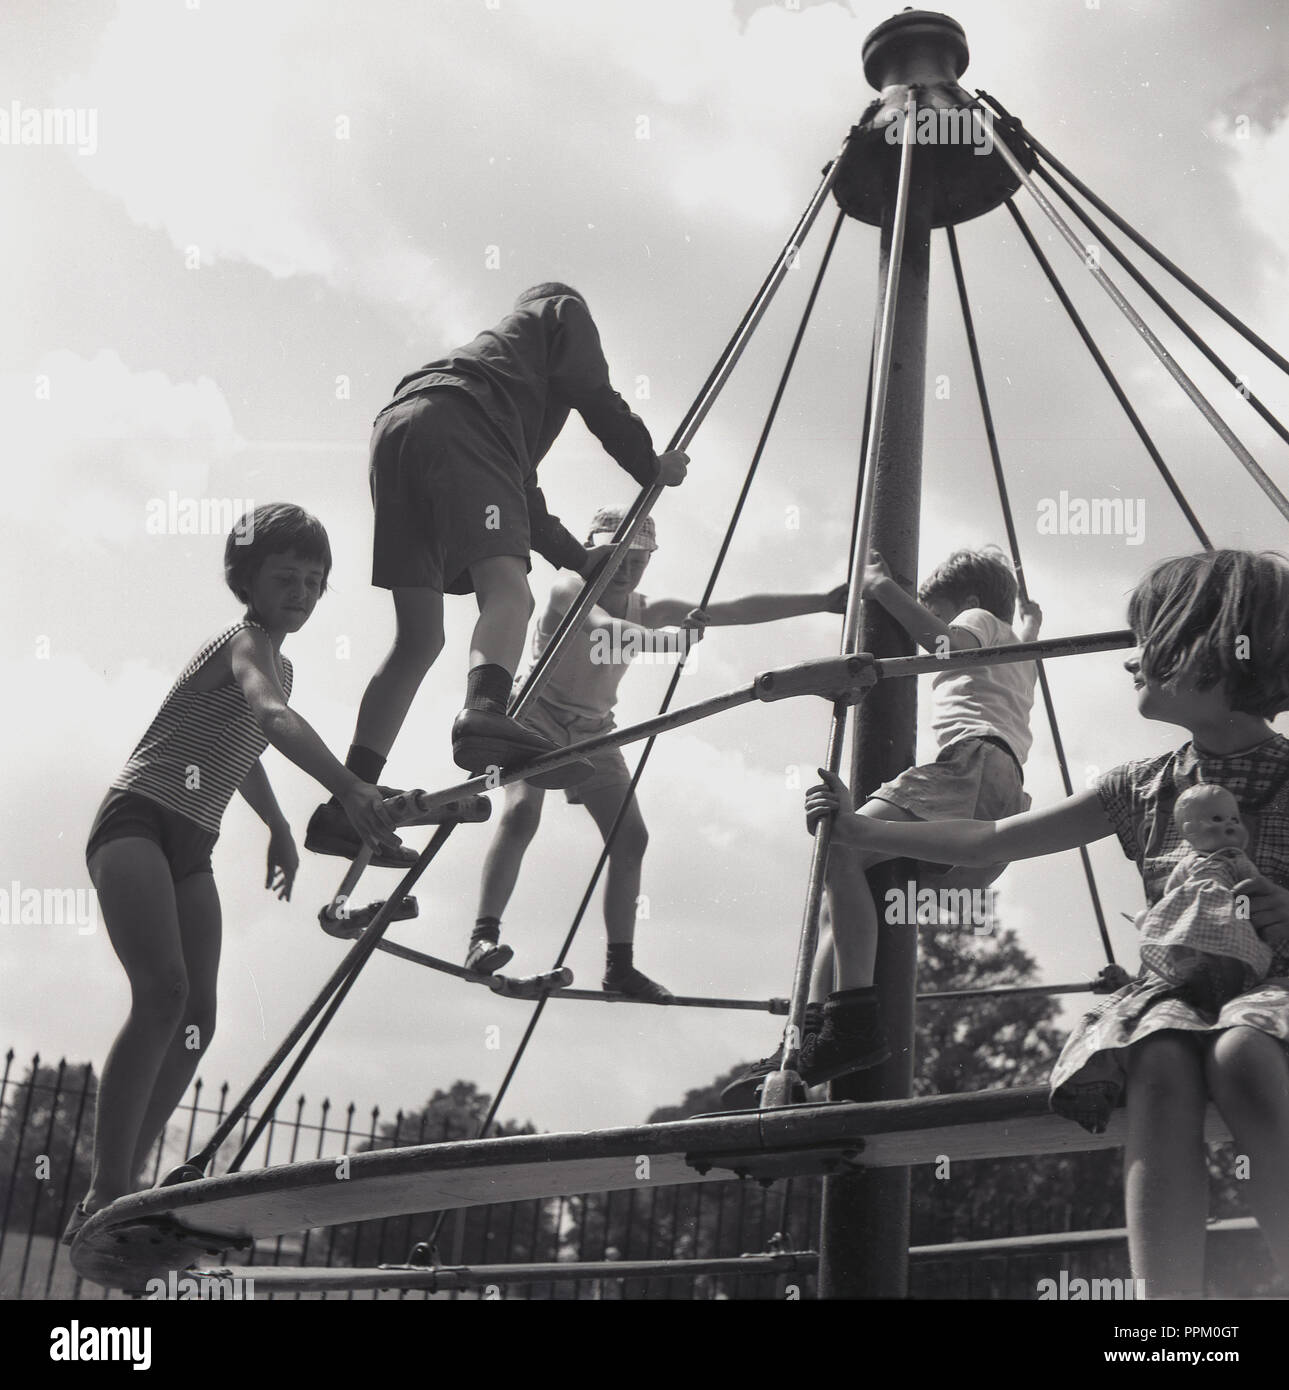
[2,1049,1274,1300]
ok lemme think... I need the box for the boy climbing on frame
[723,545,1041,1105]
[466,504,848,1001]
[307,283,688,862]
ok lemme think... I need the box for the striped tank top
[112,621,293,834]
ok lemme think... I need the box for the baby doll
[1136,783,1272,1013]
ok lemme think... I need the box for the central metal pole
[818,151,933,1303]
[816,6,987,1301]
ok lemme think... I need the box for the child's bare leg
[580,787,647,945]
[84,840,189,1213]
[578,785,669,999]
[477,782,546,921]
[811,921,836,1001]
[1205,1026,1289,1282]
[827,858,878,990]
[352,587,444,758]
[452,556,556,774]
[1123,1032,1209,1298]
[468,555,533,676]
[129,871,222,1184]
[825,798,920,991]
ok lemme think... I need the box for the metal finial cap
[862,10,969,90]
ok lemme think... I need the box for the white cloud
[1,349,237,547]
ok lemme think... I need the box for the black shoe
[799,989,889,1085]
[718,1004,825,1109]
[465,939,514,975]
[603,966,675,1004]
[305,794,418,868]
[451,709,558,775]
[719,1055,783,1109]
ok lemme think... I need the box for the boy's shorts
[869,736,1030,888]
[369,389,533,596]
[515,696,634,807]
[86,788,218,883]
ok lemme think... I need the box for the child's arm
[807,769,1115,865]
[862,553,979,654]
[239,760,299,901]
[638,585,846,628]
[239,758,286,828]
[228,628,404,857]
[546,295,687,489]
[1016,598,1042,644]
[523,477,593,575]
[547,576,705,655]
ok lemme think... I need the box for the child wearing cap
[308,283,688,860]
[723,545,1041,1104]
[468,505,848,1001]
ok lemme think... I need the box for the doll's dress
[1136,846,1271,1009]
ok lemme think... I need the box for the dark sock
[828,986,877,1004]
[471,916,502,946]
[606,943,634,974]
[345,745,387,785]
[329,745,387,806]
[464,664,513,716]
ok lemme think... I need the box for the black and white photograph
[2,0,1287,1357]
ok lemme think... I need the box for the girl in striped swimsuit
[67,504,406,1237]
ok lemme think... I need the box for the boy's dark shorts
[369,389,533,596]
[86,788,218,883]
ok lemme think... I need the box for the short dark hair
[515,282,585,309]
[1128,549,1289,717]
[918,547,1017,622]
[224,503,332,604]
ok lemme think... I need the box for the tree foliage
[0,1057,96,1239]
[326,1080,552,1268]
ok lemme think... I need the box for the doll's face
[1174,786,1247,852]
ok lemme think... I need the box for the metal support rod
[322,637,1130,840]
[909,1216,1257,1261]
[511,142,850,715]
[411,679,812,816]
[765,89,922,1115]
[185,823,458,1173]
[819,88,934,1301]
[207,1251,821,1293]
[1034,165,1289,453]
[872,629,1132,680]
[976,107,1289,522]
[349,932,790,1011]
[946,224,1118,962]
[975,91,1289,380]
[998,200,1211,549]
[919,980,1113,1003]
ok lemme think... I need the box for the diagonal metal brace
[754,654,876,705]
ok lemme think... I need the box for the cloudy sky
[2,0,1287,1146]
